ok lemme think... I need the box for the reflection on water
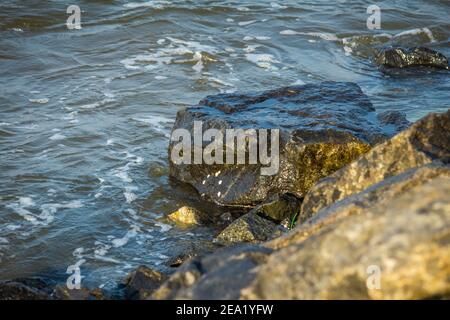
[0,0,449,290]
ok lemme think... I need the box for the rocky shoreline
[1,47,449,300]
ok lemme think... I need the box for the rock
[0,280,51,300]
[122,266,167,300]
[377,110,410,133]
[375,46,449,70]
[166,240,219,268]
[243,177,450,299]
[152,245,273,300]
[167,206,209,226]
[214,212,281,246]
[269,162,450,250]
[252,193,301,223]
[53,284,105,300]
[300,110,450,222]
[169,81,408,207]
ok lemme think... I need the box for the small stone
[167,206,206,226]
[214,212,280,245]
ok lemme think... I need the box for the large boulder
[375,47,449,70]
[169,81,409,207]
[243,177,450,300]
[269,162,450,250]
[153,176,450,300]
[300,110,450,222]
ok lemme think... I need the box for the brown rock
[122,266,167,300]
[243,177,450,299]
[300,110,450,223]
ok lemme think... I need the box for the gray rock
[0,280,51,300]
[269,162,450,250]
[169,81,408,207]
[251,193,301,223]
[300,109,450,222]
[214,212,281,246]
[152,245,273,300]
[375,47,449,70]
[53,285,105,300]
[243,177,450,299]
[122,266,167,300]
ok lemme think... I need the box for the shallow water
[0,0,449,291]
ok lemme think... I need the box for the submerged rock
[169,81,408,207]
[300,109,450,221]
[375,47,449,70]
[243,177,450,299]
[122,266,167,300]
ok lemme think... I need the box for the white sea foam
[393,27,436,42]
[111,226,140,248]
[244,44,260,53]
[270,2,287,9]
[123,1,170,9]
[245,53,280,70]
[239,20,257,26]
[115,170,132,183]
[280,30,339,41]
[49,133,66,141]
[29,98,49,104]
[292,79,306,85]
[124,186,138,203]
[154,221,172,232]
[121,37,217,72]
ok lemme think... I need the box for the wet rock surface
[53,285,105,300]
[152,245,273,300]
[152,110,450,300]
[0,279,51,300]
[214,212,281,246]
[300,109,450,221]
[121,266,167,300]
[375,47,449,70]
[251,193,301,223]
[169,81,408,207]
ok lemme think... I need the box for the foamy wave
[123,1,170,9]
[120,37,218,73]
[6,198,83,226]
[245,53,280,70]
[280,30,339,41]
[111,225,140,248]
[29,98,49,104]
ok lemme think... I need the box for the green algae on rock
[375,47,449,70]
[300,109,450,222]
[169,82,409,207]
